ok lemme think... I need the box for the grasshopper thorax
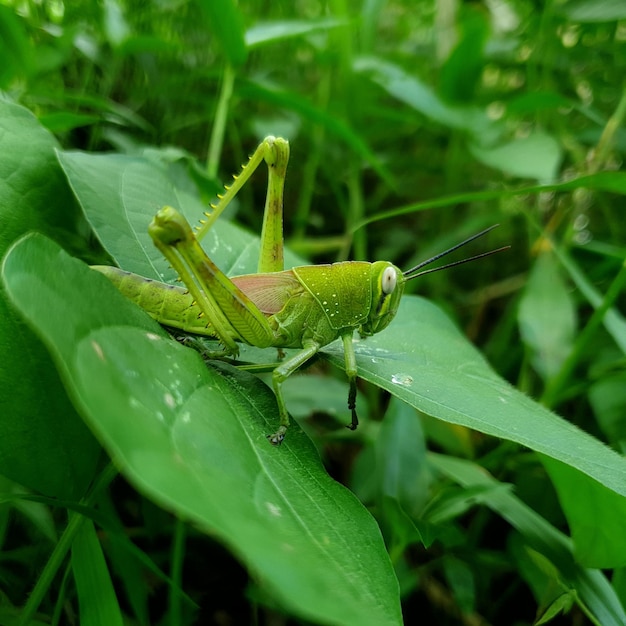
[360,261,405,337]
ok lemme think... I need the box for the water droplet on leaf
[391,373,413,386]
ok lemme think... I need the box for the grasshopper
[93,136,506,445]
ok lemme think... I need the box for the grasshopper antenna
[403,224,509,281]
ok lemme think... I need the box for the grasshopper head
[361,261,406,336]
[361,225,509,337]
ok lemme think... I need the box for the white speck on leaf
[266,502,282,517]
[91,340,105,360]
[164,392,176,408]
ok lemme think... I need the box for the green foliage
[4,231,402,625]
[1,1,626,624]
[0,101,100,501]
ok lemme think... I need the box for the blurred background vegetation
[2,0,626,624]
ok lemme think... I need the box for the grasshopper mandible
[93,136,506,444]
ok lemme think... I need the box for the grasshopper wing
[231,270,303,316]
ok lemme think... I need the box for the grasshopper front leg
[342,332,359,431]
[269,341,322,445]
[267,332,360,445]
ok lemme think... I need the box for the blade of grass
[207,64,235,179]
[71,518,124,626]
[18,465,118,626]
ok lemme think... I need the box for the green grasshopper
[93,136,506,445]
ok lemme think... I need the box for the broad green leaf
[430,454,626,625]
[518,252,577,379]
[2,233,402,626]
[58,152,197,281]
[72,518,124,626]
[322,297,626,500]
[542,456,626,568]
[0,99,100,499]
[57,150,303,279]
[470,132,563,182]
[353,55,499,143]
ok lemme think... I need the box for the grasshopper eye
[381,266,397,295]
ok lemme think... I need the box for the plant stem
[169,517,186,626]
[207,64,235,179]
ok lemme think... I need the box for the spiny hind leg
[196,136,290,261]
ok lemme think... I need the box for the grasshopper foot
[345,407,359,431]
[266,425,287,446]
